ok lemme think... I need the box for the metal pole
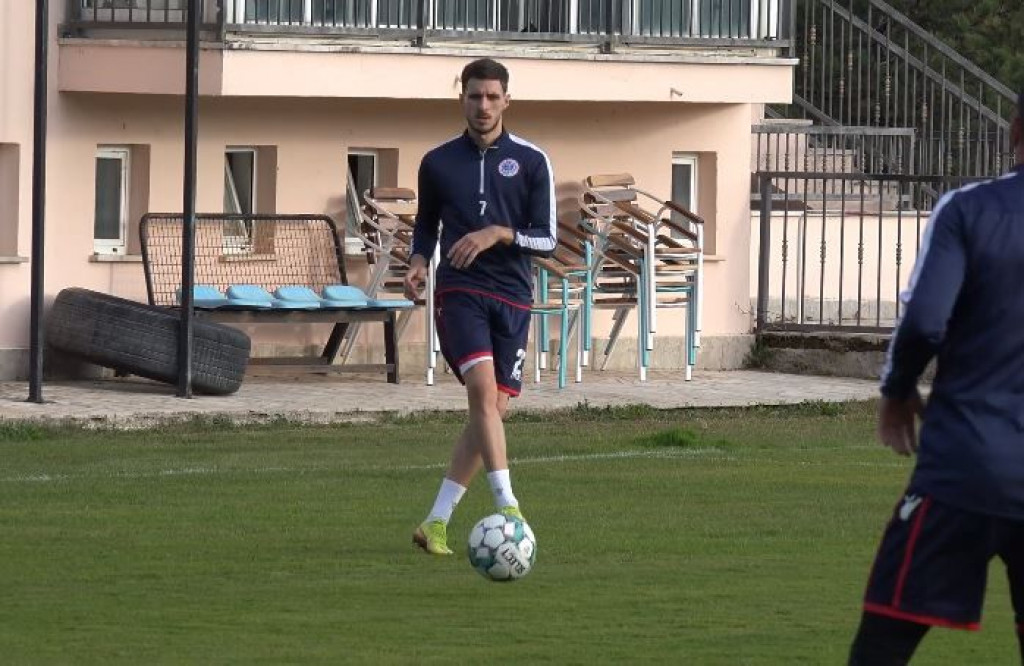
[28,0,49,404]
[756,173,772,331]
[177,0,201,398]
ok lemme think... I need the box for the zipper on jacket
[478,150,487,196]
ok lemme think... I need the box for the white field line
[0,447,906,484]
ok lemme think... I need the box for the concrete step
[749,331,934,381]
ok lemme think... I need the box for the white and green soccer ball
[467,513,537,582]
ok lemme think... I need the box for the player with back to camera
[404,58,556,555]
[848,92,1024,665]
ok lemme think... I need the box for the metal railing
[67,0,794,47]
[754,123,916,172]
[776,0,1016,179]
[70,0,221,28]
[754,171,982,332]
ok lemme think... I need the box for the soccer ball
[467,513,537,582]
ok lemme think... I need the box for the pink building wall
[0,3,795,378]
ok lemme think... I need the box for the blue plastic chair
[176,284,231,309]
[275,285,366,309]
[176,284,274,310]
[322,285,414,309]
[226,284,317,310]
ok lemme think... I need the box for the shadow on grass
[636,427,737,451]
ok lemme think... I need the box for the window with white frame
[671,153,698,238]
[347,150,377,210]
[224,147,256,252]
[347,150,378,247]
[94,147,130,255]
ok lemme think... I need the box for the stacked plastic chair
[356,187,443,385]
[579,173,704,381]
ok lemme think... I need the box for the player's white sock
[427,478,466,523]
[487,469,519,509]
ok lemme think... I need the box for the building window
[0,144,19,257]
[671,153,698,238]
[347,150,377,209]
[224,147,256,216]
[224,147,256,253]
[346,149,378,252]
[94,147,130,255]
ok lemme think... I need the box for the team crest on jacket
[498,158,520,177]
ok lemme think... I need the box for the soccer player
[848,92,1024,664]
[404,58,556,555]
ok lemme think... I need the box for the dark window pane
[348,153,376,206]
[94,157,123,240]
[225,151,255,215]
[671,161,694,230]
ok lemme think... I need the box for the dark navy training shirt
[881,165,1024,519]
[411,130,557,305]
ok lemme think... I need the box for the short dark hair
[461,58,509,93]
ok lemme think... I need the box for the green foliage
[0,421,63,442]
[794,399,846,417]
[886,0,1024,94]
[742,336,775,369]
[637,427,737,450]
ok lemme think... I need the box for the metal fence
[777,0,1016,179]
[67,0,794,45]
[140,213,346,308]
[71,0,220,27]
[754,171,982,332]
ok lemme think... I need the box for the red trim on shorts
[436,287,532,311]
[497,383,521,397]
[863,603,980,631]
[893,496,932,607]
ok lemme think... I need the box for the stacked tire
[46,288,250,395]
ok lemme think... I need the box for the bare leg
[447,362,510,486]
[414,363,515,553]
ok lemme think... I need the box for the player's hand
[877,391,925,457]
[448,226,510,269]
[404,258,428,300]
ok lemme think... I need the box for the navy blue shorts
[862,489,1024,631]
[434,289,531,397]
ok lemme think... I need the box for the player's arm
[410,159,441,264]
[406,160,441,298]
[448,153,556,268]
[880,192,968,400]
[512,154,557,258]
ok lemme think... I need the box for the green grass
[0,402,1016,665]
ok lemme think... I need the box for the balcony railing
[68,0,793,47]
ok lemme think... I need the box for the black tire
[46,288,251,395]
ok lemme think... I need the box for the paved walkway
[0,370,879,427]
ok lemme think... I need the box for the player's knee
[466,381,500,416]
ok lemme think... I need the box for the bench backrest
[140,214,346,307]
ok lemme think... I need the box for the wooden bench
[140,213,401,383]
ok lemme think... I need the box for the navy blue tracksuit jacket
[881,165,1024,519]
[411,130,557,305]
